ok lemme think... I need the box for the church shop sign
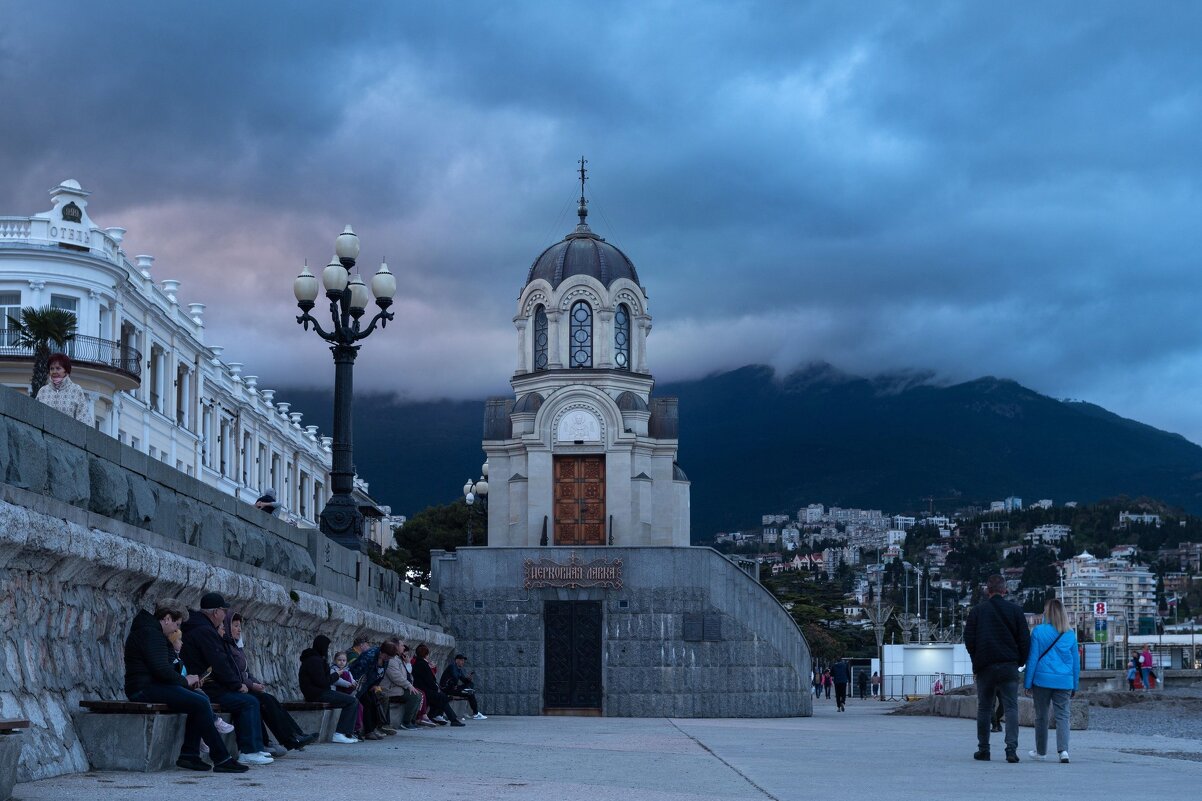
[523,552,623,589]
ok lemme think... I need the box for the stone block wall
[433,546,811,717]
[0,386,453,782]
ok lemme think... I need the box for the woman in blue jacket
[1024,598,1079,763]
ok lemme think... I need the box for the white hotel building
[0,179,355,530]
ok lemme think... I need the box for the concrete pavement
[12,697,1201,801]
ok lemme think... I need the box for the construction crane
[920,496,960,515]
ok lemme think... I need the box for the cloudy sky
[3,2,1201,439]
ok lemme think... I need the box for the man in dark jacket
[963,574,1031,763]
[349,641,395,738]
[123,599,247,773]
[441,654,485,719]
[298,634,359,743]
[180,592,270,765]
[831,658,851,712]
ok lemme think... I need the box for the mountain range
[279,363,1202,539]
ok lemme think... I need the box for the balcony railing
[0,330,143,380]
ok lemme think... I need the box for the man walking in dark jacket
[831,658,851,712]
[180,592,271,765]
[123,599,247,773]
[963,575,1031,763]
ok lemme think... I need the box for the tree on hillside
[392,499,471,584]
[1020,546,1059,590]
[6,306,77,394]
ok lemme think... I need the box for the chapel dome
[525,201,640,290]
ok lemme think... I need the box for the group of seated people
[123,592,485,773]
[299,633,486,743]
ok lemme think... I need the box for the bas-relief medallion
[556,408,601,443]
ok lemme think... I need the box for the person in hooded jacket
[1024,598,1079,764]
[123,599,247,773]
[380,639,422,729]
[226,613,316,754]
[298,634,359,744]
[179,593,271,765]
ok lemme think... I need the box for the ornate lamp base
[320,494,365,551]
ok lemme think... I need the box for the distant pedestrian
[857,670,868,700]
[831,658,851,711]
[964,574,1031,763]
[813,672,821,698]
[1024,598,1079,764]
[1140,645,1154,691]
[870,671,881,698]
[1127,653,1139,691]
[822,669,832,699]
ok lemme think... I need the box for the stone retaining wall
[894,692,1089,729]
[0,387,453,782]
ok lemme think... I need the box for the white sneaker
[432,715,448,723]
[1059,751,1070,763]
[473,712,487,720]
[1028,750,1046,761]
[237,752,273,766]
[331,733,359,744]
[214,719,235,734]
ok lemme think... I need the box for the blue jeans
[315,689,359,736]
[1141,668,1151,689]
[975,663,1019,753]
[208,689,264,754]
[130,684,231,764]
[1031,686,1071,755]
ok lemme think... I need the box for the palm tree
[6,306,78,395]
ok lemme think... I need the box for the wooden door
[553,455,606,545]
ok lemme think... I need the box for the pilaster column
[596,309,614,368]
[546,309,565,369]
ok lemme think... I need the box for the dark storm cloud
[2,2,1201,438]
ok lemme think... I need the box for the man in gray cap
[181,592,273,766]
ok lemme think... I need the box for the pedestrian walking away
[831,657,851,711]
[963,574,1030,763]
[1024,598,1079,764]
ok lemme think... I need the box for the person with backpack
[1024,598,1079,764]
[964,574,1031,763]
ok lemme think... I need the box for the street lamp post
[293,226,396,550]
[462,462,489,546]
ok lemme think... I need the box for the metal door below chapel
[543,600,603,711]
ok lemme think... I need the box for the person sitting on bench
[380,638,422,730]
[180,593,273,766]
[298,635,360,744]
[412,644,464,727]
[227,613,317,754]
[440,654,486,719]
[123,599,248,773]
[349,640,397,739]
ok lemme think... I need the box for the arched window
[533,305,548,371]
[614,304,631,370]
[569,301,592,368]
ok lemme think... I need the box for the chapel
[481,166,690,547]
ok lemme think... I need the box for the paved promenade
[13,698,1200,801]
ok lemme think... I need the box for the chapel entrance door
[553,455,606,545]
[543,600,603,712]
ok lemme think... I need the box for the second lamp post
[463,462,489,545]
[293,226,396,550]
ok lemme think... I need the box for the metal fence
[879,673,974,700]
[0,331,142,379]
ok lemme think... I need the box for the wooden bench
[282,701,336,742]
[0,719,29,733]
[74,700,189,772]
